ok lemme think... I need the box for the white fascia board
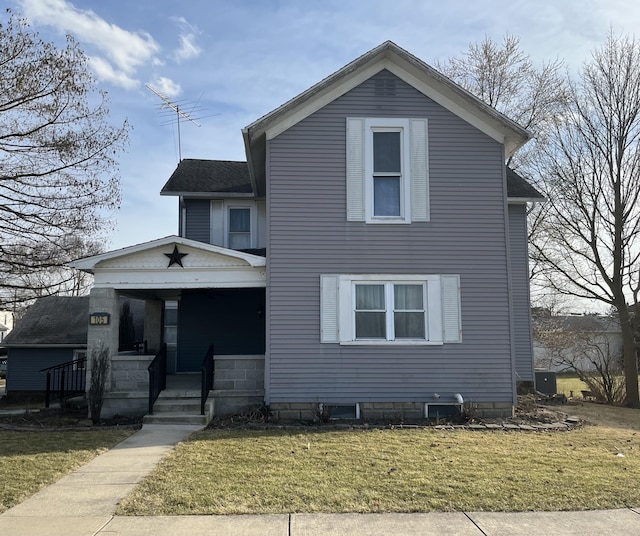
[383,61,529,156]
[508,197,546,204]
[265,62,385,140]
[71,235,266,271]
[92,267,266,289]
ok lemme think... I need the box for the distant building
[533,314,623,372]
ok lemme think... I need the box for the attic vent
[375,78,396,97]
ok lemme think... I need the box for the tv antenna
[146,84,202,161]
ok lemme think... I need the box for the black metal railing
[201,344,214,415]
[40,357,87,408]
[147,344,167,415]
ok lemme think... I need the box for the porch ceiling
[71,236,266,290]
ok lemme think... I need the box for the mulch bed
[0,406,142,431]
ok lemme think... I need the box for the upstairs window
[372,130,403,218]
[228,207,251,249]
[347,117,429,224]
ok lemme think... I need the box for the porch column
[87,287,120,391]
[144,299,163,354]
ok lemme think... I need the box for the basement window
[424,403,462,421]
[319,403,361,420]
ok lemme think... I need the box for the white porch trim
[71,235,266,289]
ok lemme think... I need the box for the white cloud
[148,76,182,99]
[88,56,140,90]
[18,0,160,85]
[171,16,201,62]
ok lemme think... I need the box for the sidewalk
[1,423,640,535]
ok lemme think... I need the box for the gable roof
[243,40,532,197]
[506,168,545,203]
[2,296,89,347]
[161,159,253,197]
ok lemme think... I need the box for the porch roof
[71,236,266,290]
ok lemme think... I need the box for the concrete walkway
[2,423,640,535]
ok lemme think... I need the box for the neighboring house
[533,314,623,373]
[72,41,543,420]
[2,296,89,396]
[0,310,14,344]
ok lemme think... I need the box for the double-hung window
[228,207,251,249]
[355,282,426,341]
[372,129,403,218]
[320,274,461,345]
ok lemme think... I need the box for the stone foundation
[268,401,514,421]
[101,391,148,417]
[98,354,265,418]
[213,355,264,392]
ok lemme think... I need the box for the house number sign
[90,313,111,326]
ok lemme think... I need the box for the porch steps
[143,393,214,426]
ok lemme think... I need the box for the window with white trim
[320,274,461,345]
[228,207,251,249]
[223,203,256,250]
[354,282,426,341]
[347,117,429,224]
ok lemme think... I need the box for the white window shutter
[442,274,462,343]
[346,118,365,221]
[410,118,429,222]
[210,200,224,246]
[320,275,339,343]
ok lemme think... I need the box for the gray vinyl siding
[509,204,534,382]
[7,348,77,391]
[184,198,211,243]
[266,69,515,404]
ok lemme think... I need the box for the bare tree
[437,34,567,282]
[437,34,567,171]
[532,32,640,408]
[0,11,128,308]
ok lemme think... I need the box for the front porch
[71,236,267,424]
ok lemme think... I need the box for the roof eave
[160,191,255,198]
[508,196,546,204]
[4,343,87,349]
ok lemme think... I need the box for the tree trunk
[618,307,640,408]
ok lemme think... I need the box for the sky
[5,0,640,251]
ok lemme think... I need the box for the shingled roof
[2,296,89,347]
[159,158,541,203]
[160,159,253,196]
[507,167,544,201]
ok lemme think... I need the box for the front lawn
[0,429,135,513]
[118,406,640,514]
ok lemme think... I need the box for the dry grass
[0,429,134,513]
[118,416,640,515]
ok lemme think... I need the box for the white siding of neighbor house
[265,69,516,405]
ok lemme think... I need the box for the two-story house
[73,41,542,421]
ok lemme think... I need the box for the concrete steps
[143,393,214,426]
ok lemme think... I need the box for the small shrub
[88,345,109,424]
